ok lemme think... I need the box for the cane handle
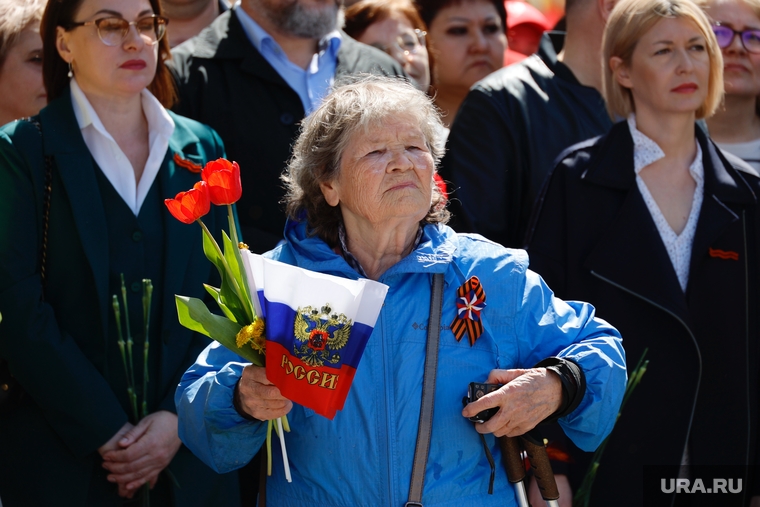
[499,436,526,484]
[520,434,560,501]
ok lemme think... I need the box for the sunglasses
[67,15,168,47]
[712,23,760,54]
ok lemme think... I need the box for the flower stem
[141,279,153,420]
[197,218,253,322]
[227,204,239,246]
[266,420,273,476]
[227,204,256,322]
[120,275,136,395]
[112,295,130,392]
[281,414,290,432]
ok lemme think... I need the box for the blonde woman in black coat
[527,0,760,505]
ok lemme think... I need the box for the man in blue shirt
[169,0,406,254]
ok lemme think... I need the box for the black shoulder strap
[23,117,52,291]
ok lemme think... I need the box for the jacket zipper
[589,270,702,507]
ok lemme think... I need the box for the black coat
[526,121,760,506]
[439,32,613,248]
[168,7,406,253]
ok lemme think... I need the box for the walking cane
[520,430,560,507]
[499,436,530,507]
[500,432,560,507]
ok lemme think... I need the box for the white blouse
[627,115,703,292]
[70,78,175,215]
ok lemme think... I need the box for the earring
[67,62,73,78]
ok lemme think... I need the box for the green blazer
[0,91,238,506]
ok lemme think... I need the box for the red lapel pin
[173,153,203,173]
[709,247,739,261]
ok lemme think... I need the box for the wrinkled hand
[529,473,572,506]
[236,365,292,421]
[101,411,181,498]
[461,368,562,437]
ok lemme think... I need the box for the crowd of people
[0,0,758,506]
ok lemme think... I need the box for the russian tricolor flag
[241,252,388,419]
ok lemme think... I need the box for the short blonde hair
[0,0,46,68]
[602,0,724,120]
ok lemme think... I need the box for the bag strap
[406,272,445,507]
[24,117,52,290]
[41,154,52,288]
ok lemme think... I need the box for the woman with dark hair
[415,0,506,128]
[0,0,47,125]
[698,0,760,173]
[0,0,239,505]
[344,0,431,91]
[527,0,760,505]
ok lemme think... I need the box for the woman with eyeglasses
[344,0,431,92]
[698,0,760,173]
[527,0,760,505]
[0,0,240,505]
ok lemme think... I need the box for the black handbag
[0,117,52,414]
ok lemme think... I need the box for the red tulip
[201,158,242,206]
[164,181,211,224]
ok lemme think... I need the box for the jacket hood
[275,219,458,280]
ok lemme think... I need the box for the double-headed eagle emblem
[293,304,352,367]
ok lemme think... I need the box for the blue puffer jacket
[176,221,626,507]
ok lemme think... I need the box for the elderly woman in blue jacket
[175,76,627,507]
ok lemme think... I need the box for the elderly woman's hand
[235,365,293,421]
[461,368,562,437]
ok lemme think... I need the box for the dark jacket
[526,121,760,507]
[168,7,406,253]
[0,91,238,506]
[439,32,613,248]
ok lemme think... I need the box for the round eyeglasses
[67,15,169,47]
[394,29,427,55]
[712,23,760,54]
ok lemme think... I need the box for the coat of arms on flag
[242,252,388,420]
[293,305,351,367]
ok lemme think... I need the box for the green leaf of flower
[175,296,263,366]
[203,284,237,322]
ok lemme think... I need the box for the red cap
[505,1,551,30]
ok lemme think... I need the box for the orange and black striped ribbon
[450,276,486,346]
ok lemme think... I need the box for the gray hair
[0,0,46,68]
[282,75,449,246]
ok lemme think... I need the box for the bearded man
[168,0,405,253]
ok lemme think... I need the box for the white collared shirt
[628,115,703,292]
[70,78,175,215]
